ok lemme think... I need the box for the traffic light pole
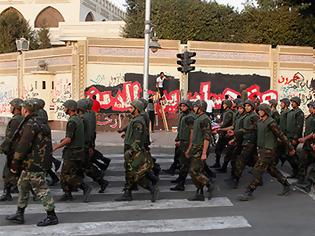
[180,73,189,99]
[143,0,151,99]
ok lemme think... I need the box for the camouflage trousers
[298,149,315,180]
[83,148,104,183]
[124,149,153,191]
[234,143,257,180]
[17,170,55,212]
[189,146,209,189]
[248,149,288,191]
[60,159,83,193]
[302,150,315,183]
[177,142,191,184]
[2,161,18,189]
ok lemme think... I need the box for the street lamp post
[143,0,161,100]
[16,37,29,98]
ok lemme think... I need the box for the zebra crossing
[0,152,252,235]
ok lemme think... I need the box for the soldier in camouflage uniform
[0,98,24,201]
[6,99,58,226]
[77,99,108,193]
[269,99,280,124]
[238,104,294,201]
[296,101,315,184]
[115,100,159,202]
[286,96,304,178]
[212,100,234,169]
[170,99,195,191]
[186,100,214,201]
[53,100,92,202]
[233,100,259,188]
[277,98,291,166]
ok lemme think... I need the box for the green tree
[37,27,51,49]
[0,11,38,53]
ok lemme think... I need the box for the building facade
[0,0,125,29]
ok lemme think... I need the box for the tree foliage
[0,11,51,53]
[123,0,315,47]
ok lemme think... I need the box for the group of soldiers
[165,96,315,201]
[0,94,314,226]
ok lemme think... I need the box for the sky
[111,0,249,12]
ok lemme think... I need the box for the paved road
[0,145,314,236]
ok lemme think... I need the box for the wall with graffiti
[277,71,315,112]
[0,76,18,117]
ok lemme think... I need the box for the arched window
[1,7,24,19]
[85,12,95,22]
[35,6,65,28]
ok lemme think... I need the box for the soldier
[6,99,58,226]
[185,100,214,201]
[33,98,60,186]
[277,98,291,165]
[53,100,92,202]
[212,100,234,168]
[115,100,159,202]
[286,96,304,178]
[269,99,280,124]
[0,98,24,201]
[77,99,108,193]
[233,100,259,188]
[238,104,295,201]
[222,101,246,177]
[296,101,315,184]
[170,99,195,191]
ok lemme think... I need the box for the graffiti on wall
[0,77,18,116]
[85,72,277,115]
[52,77,72,120]
[278,72,315,111]
[89,74,125,87]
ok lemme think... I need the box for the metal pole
[143,0,151,99]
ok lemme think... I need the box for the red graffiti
[278,72,303,85]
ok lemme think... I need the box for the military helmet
[9,98,23,109]
[290,96,301,106]
[269,99,278,106]
[63,100,77,110]
[244,99,256,109]
[86,98,93,110]
[130,100,144,113]
[223,100,232,108]
[21,99,38,112]
[30,98,42,111]
[139,98,148,109]
[258,104,271,116]
[179,99,192,109]
[280,98,290,107]
[37,99,45,109]
[77,99,88,112]
[237,102,245,108]
[233,98,242,106]
[307,101,315,109]
[193,100,207,112]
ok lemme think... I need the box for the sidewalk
[0,126,176,148]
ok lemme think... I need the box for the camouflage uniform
[6,99,58,226]
[213,100,234,168]
[116,100,158,202]
[187,100,213,201]
[286,97,304,178]
[234,100,259,186]
[0,98,24,201]
[269,99,280,125]
[239,104,292,201]
[170,100,195,191]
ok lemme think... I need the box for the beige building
[0,38,314,130]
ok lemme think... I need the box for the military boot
[206,181,215,200]
[238,189,254,201]
[188,188,205,201]
[80,183,92,203]
[163,166,177,175]
[58,192,74,201]
[37,210,59,227]
[0,187,13,201]
[6,207,25,224]
[115,189,132,201]
[98,179,109,193]
[170,182,185,191]
[149,184,160,203]
[278,184,291,196]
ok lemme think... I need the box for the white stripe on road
[0,216,251,236]
[104,174,191,181]
[54,153,174,159]
[12,184,198,197]
[0,197,233,215]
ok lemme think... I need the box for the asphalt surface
[0,144,314,236]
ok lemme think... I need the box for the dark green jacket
[279,108,290,134]
[241,111,259,145]
[178,112,195,142]
[192,113,212,146]
[286,108,304,140]
[124,115,146,152]
[65,115,85,150]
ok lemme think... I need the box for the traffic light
[177,51,196,74]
